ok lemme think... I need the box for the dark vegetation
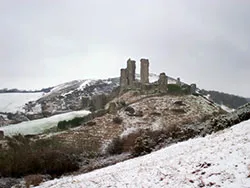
[57,109,107,130]
[107,103,250,157]
[112,116,123,124]
[0,87,53,94]
[58,117,88,130]
[200,89,248,109]
[167,84,190,95]
[106,124,197,157]
[0,134,100,178]
[167,84,182,94]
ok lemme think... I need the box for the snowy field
[38,120,250,188]
[0,93,43,113]
[0,110,90,136]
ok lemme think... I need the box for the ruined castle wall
[120,68,128,88]
[158,72,168,92]
[190,83,197,94]
[127,59,136,86]
[176,77,181,86]
[140,59,149,84]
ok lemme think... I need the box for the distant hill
[0,87,53,94]
[200,89,248,109]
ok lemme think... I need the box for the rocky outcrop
[140,59,149,84]
[90,94,108,112]
[108,102,117,114]
[6,112,29,123]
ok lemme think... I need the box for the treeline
[200,89,248,109]
[0,87,53,93]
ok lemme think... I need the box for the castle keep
[140,59,149,84]
[120,58,154,89]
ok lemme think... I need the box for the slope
[38,119,250,188]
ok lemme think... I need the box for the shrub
[57,120,69,130]
[167,84,182,94]
[0,135,79,177]
[132,133,153,157]
[124,106,135,114]
[106,137,123,155]
[57,116,88,130]
[24,174,45,187]
[106,129,167,156]
[113,117,123,124]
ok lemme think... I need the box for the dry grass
[24,174,44,188]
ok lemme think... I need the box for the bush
[113,117,123,124]
[106,129,167,156]
[106,137,123,155]
[24,174,45,187]
[124,106,135,114]
[0,135,79,177]
[57,116,88,130]
[57,120,69,130]
[133,133,153,157]
[167,84,182,94]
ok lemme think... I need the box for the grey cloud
[0,0,249,97]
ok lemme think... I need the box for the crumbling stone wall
[176,77,181,86]
[190,84,197,94]
[158,73,168,92]
[140,59,149,84]
[120,68,128,88]
[90,94,107,111]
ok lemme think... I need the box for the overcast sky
[0,0,249,97]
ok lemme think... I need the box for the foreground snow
[0,93,43,113]
[0,110,90,136]
[38,120,250,188]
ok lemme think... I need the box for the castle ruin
[119,58,169,93]
[140,59,149,84]
[119,58,196,94]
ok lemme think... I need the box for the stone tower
[158,72,168,92]
[176,77,181,86]
[190,83,197,94]
[140,59,149,84]
[120,68,128,88]
[127,59,136,86]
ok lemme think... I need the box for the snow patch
[38,119,250,188]
[61,90,74,97]
[78,80,94,91]
[120,127,138,138]
[0,93,43,113]
[221,104,235,113]
[0,110,90,136]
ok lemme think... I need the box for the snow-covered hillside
[0,74,182,118]
[0,110,90,136]
[38,119,250,188]
[0,93,43,113]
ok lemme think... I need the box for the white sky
[0,0,249,97]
